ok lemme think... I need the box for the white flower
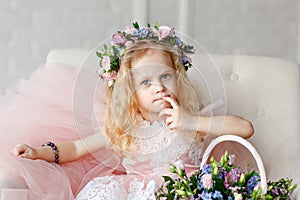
[234,192,243,200]
[101,56,111,71]
[172,159,185,171]
[228,154,236,165]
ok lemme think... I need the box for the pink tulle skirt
[0,63,259,199]
[0,63,123,199]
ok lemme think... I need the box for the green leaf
[214,178,226,192]
[96,52,103,58]
[175,189,187,196]
[251,190,257,199]
[264,194,273,200]
[162,176,173,182]
[133,21,140,29]
[154,21,159,30]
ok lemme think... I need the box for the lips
[153,94,171,102]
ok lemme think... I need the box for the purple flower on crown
[112,32,126,45]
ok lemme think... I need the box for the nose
[152,82,165,94]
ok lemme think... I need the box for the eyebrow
[130,66,175,79]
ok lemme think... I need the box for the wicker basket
[200,135,267,194]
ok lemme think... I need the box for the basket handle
[200,135,267,194]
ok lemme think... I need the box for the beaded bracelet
[42,141,59,164]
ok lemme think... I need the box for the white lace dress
[76,121,206,200]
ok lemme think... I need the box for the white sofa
[47,48,300,198]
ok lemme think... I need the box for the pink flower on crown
[124,25,137,35]
[101,56,111,71]
[112,32,126,45]
[158,25,172,39]
[125,41,133,49]
[101,72,117,81]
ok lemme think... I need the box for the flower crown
[96,22,195,86]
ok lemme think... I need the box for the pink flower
[101,56,111,71]
[124,25,136,34]
[202,174,213,190]
[112,32,126,45]
[100,72,117,81]
[124,41,133,49]
[158,25,172,39]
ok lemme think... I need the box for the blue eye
[142,80,150,85]
[161,74,169,79]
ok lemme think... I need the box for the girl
[2,23,253,199]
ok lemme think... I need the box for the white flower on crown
[101,56,111,71]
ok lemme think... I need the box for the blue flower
[174,36,182,46]
[182,56,192,65]
[132,29,139,36]
[201,164,211,174]
[246,175,260,194]
[201,190,223,200]
[138,28,148,38]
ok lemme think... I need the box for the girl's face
[131,50,178,122]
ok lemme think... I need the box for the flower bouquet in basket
[155,135,297,200]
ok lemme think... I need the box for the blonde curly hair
[104,41,200,153]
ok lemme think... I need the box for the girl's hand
[10,144,38,160]
[159,97,199,131]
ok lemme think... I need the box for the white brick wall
[191,0,299,60]
[0,0,299,94]
[0,0,134,93]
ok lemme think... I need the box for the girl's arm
[160,97,254,139]
[194,115,254,139]
[11,133,107,164]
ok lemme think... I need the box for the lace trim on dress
[76,176,157,200]
[127,179,156,200]
[75,176,127,200]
